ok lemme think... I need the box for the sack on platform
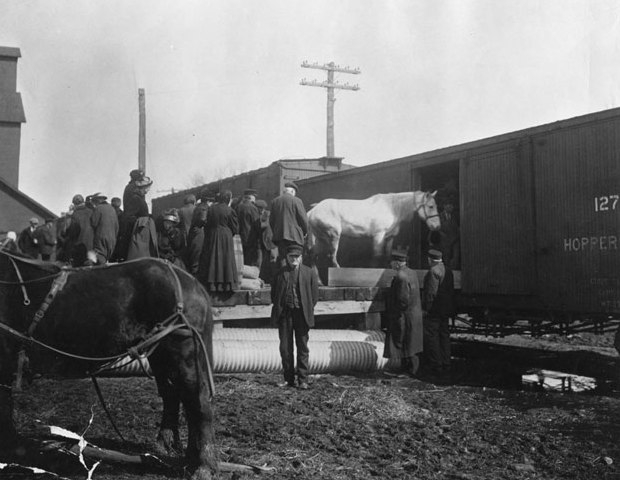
[242,265,260,279]
[239,277,264,290]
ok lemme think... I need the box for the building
[152,157,355,215]
[0,46,56,236]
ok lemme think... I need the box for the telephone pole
[300,61,360,158]
[138,88,146,173]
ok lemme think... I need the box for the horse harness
[0,256,216,440]
[416,192,440,222]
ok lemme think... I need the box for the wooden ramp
[328,268,462,288]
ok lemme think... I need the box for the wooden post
[138,88,146,173]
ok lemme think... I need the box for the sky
[2,0,620,215]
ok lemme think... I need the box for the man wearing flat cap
[271,243,318,389]
[422,249,456,378]
[235,188,261,266]
[269,182,308,265]
[383,248,424,376]
[90,193,119,264]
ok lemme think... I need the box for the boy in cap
[383,248,423,376]
[270,243,318,389]
[422,249,456,378]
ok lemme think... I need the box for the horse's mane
[0,249,62,274]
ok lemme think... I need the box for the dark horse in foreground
[0,251,217,479]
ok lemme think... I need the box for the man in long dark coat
[33,218,57,261]
[178,193,196,238]
[383,249,423,376]
[66,195,94,266]
[18,217,40,259]
[422,249,456,377]
[235,188,260,266]
[270,243,319,389]
[186,189,215,275]
[269,182,308,262]
[90,193,119,264]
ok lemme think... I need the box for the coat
[91,202,119,262]
[33,226,56,257]
[270,263,319,328]
[423,262,456,318]
[269,193,308,246]
[198,202,239,291]
[18,226,39,258]
[186,202,209,274]
[383,267,424,358]
[178,203,196,237]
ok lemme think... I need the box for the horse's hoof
[156,429,183,456]
[190,466,214,480]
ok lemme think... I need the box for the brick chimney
[0,47,26,188]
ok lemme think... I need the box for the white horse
[307,191,441,267]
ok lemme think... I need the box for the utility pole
[300,61,360,158]
[138,88,146,173]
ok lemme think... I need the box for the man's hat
[44,217,55,224]
[162,209,180,223]
[72,194,84,205]
[286,244,303,256]
[135,176,153,188]
[391,248,408,261]
[243,188,258,196]
[90,192,107,201]
[29,217,39,225]
[255,199,268,209]
[199,188,216,202]
[284,182,299,192]
[184,193,196,205]
[428,249,443,260]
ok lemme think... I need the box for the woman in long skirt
[198,190,239,292]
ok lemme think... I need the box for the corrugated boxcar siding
[461,146,535,295]
[534,119,620,312]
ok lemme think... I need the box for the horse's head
[416,190,441,231]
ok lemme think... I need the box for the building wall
[0,122,21,187]
[0,190,43,234]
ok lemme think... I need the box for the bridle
[415,192,440,222]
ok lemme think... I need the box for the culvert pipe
[213,328,385,343]
[101,338,398,377]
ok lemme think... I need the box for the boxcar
[297,107,620,319]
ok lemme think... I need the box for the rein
[0,254,216,440]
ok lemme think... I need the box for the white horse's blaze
[308,191,441,267]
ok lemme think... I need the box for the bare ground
[3,331,620,480]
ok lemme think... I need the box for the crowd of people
[1,172,458,389]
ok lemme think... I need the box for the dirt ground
[4,331,620,480]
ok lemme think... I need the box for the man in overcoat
[383,249,424,375]
[34,218,57,261]
[90,193,119,264]
[422,249,456,377]
[269,182,308,263]
[18,217,40,259]
[235,188,260,266]
[271,243,319,389]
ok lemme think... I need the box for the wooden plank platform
[212,299,385,321]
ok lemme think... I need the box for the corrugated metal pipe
[101,329,395,376]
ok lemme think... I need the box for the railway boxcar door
[460,142,536,296]
[533,117,620,313]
